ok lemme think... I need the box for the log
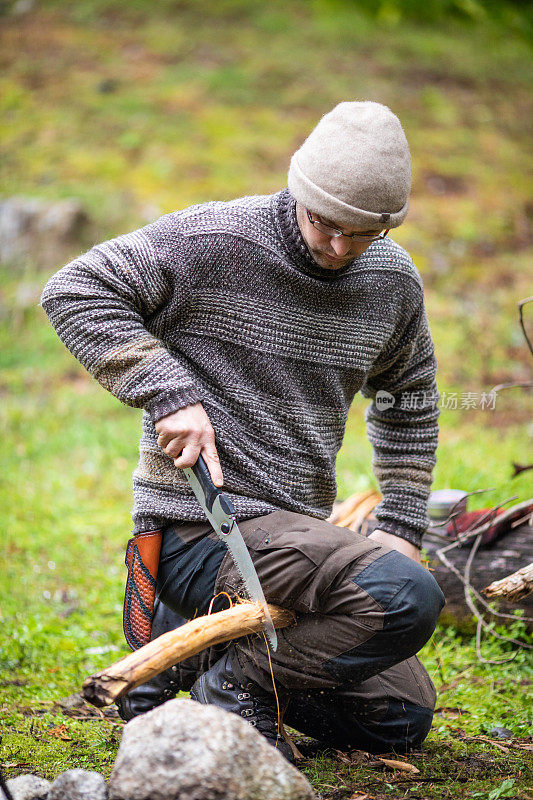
[355,515,533,625]
[423,523,533,625]
[484,563,533,603]
[82,602,295,708]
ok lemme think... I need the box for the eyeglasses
[306,209,389,243]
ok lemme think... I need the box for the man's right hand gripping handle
[155,401,224,487]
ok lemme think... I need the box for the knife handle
[192,454,235,516]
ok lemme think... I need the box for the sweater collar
[274,188,357,281]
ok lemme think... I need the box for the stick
[82,602,295,708]
[484,563,533,603]
[327,491,380,527]
[339,494,381,532]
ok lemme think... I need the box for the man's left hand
[368,529,421,564]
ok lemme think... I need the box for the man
[41,101,444,761]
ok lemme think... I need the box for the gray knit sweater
[41,189,439,546]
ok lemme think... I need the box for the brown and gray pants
[155,510,445,752]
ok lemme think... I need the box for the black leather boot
[190,651,295,763]
[116,599,199,721]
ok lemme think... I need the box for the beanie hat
[288,101,411,229]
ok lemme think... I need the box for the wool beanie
[288,101,411,229]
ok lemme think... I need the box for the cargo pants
[156,509,445,752]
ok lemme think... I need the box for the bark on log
[82,602,294,708]
[358,515,533,624]
[484,563,533,603]
[423,523,533,624]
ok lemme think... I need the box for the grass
[1,1,532,797]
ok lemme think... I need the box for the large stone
[5,774,50,800]
[47,769,107,800]
[0,196,90,269]
[109,698,316,800]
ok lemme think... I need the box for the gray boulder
[109,698,316,800]
[47,769,107,800]
[0,196,90,269]
[5,774,50,800]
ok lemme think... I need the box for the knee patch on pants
[354,550,445,649]
[324,551,445,683]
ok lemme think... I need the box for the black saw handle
[192,454,236,516]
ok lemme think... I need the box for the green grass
[1,1,532,797]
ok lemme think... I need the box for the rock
[11,0,35,15]
[0,197,90,270]
[55,692,87,711]
[5,774,50,800]
[109,698,316,800]
[47,769,107,800]
[489,726,513,740]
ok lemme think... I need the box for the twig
[518,295,533,357]
[491,381,533,393]
[511,463,533,479]
[435,495,533,663]
[438,531,533,625]
[464,534,523,664]
[429,635,447,684]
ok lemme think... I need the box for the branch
[82,602,294,708]
[435,495,533,664]
[518,295,533,357]
[484,564,533,603]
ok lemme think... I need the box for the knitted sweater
[41,189,439,547]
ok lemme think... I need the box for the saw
[184,455,278,651]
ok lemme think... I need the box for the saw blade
[184,467,278,651]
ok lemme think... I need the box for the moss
[1,2,532,796]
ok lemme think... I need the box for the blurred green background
[0,1,532,796]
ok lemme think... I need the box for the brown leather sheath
[123,529,162,650]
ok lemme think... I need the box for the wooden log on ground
[82,602,294,708]
[359,517,533,625]
[423,523,533,625]
[484,563,533,603]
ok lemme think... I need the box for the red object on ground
[446,507,517,547]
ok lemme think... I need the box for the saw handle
[192,455,236,516]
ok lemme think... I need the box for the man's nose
[331,236,352,257]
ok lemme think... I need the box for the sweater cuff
[145,386,202,424]
[372,518,424,548]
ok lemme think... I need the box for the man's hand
[368,528,421,564]
[155,402,224,487]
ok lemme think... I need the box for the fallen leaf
[435,706,468,718]
[46,723,73,741]
[378,758,420,774]
[345,749,371,766]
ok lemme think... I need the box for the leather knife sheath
[123,529,162,650]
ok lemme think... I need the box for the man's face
[295,203,382,271]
